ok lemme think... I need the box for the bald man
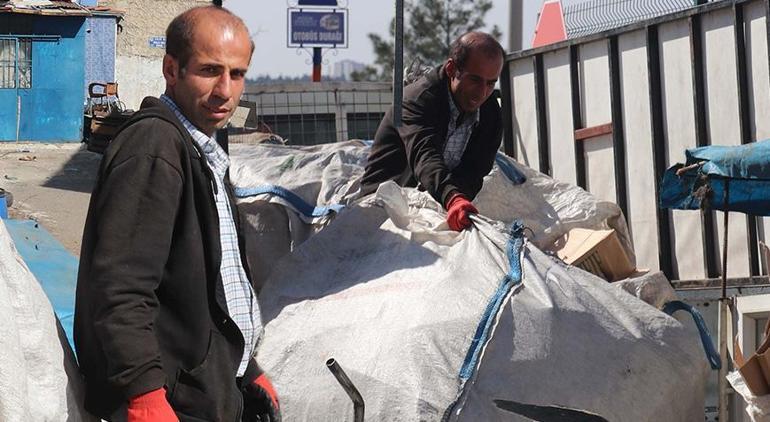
[75,6,280,421]
[361,32,504,231]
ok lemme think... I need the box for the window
[0,39,14,89]
[0,38,31,89]
[18,39,31,89]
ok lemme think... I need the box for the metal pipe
[393,0,404,127]
[508,0,523,52]
[326,358,364,422]
[717,183,730,422]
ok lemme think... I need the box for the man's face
[163,21,252,136]
[446,49,504,113]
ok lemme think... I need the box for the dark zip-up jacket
[360,64,503,206]
[74,97,261,421]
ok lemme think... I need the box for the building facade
[0,12,86,141]
[98,0,210,110]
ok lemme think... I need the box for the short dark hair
[166,5,254,72]
[448,31,505,70]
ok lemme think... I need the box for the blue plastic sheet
[659,139,770,215]
[5,220,78,352]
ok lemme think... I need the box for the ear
[163,54,180,86]
[445,58,457,79]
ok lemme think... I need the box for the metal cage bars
[500,0,769,281]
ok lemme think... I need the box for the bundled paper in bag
[735,320,770,396]
[548,228,636,281]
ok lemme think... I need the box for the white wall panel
[510,59,539,169]
[745,1,770,274]
[703,8,751,277]
[619,30,659,272]
[660,20,705,280]
[579,40,617,204]
[544,49,577,185]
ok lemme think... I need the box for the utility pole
[508,0,523,52]
[312,47,322,82]
[394,0,404,127]
[212,0,228,152]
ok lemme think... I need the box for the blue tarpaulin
[5,220,77,352]
[659,140,770,215]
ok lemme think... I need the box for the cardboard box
[735,321,770,396]
[550,228,636,282]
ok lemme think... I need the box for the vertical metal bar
[690,14,719,278]
[394,0,404,127]
[212,0,228,151]
[608,35,629,221]
[734,2,761,277]
[533,54,550,176]
[14,38,19,142]
[646,25,674,279]
[499,60,516,158]
[570,45,587,189]
[312,47,322,82]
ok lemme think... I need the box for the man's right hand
[127,388,178,422]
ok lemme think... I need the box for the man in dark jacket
[74,6,279,422]
[361,31,504,231]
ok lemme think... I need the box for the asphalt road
[1,142,100,256]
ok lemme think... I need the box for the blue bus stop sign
[288,9,347,47]
[298,0,338,5]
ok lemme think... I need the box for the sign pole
[313,47,322,82]
[212,0,228,152]
[394,0,404,127]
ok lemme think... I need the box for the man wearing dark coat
[75,6,280,422]
[361,31,505,231]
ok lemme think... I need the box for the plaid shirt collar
[447,86,480,130]
[159,94,230,179]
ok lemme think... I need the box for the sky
[225,0,542,78]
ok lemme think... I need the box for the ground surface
[1,142,100,256]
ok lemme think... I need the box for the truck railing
[499,0,770,283]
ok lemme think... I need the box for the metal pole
[326,358,364,422]
[717,184,730,422]
[394,0,404,127]
[312,47,323,82]
[212,0,228,151]
[508,0,523,51]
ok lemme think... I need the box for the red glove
[446,193,478,231]
[243,374,281,422]
[127,388,178,422]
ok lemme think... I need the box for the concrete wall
[84,16,117,96]
[99,0,209,110]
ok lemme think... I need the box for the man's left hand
[243,374,281,422]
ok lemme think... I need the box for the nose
[482,84,494,100]
[212,73,232,100]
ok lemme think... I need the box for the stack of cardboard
[735,321,770,396]
[550,228,636,282]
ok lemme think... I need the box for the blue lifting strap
[495,153,527,185]
[459,221,525,380]
[663,300,722,370]
[234,185,345,219]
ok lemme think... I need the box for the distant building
[0,1,120,142]
[98,0,210,110]
[242,81,391,145]
[332,59,365,81]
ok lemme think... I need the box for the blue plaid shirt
[444,87,480,170]
[160,95,262,376]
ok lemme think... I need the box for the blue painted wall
[1,15,86,142]
[84,16,116,96]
